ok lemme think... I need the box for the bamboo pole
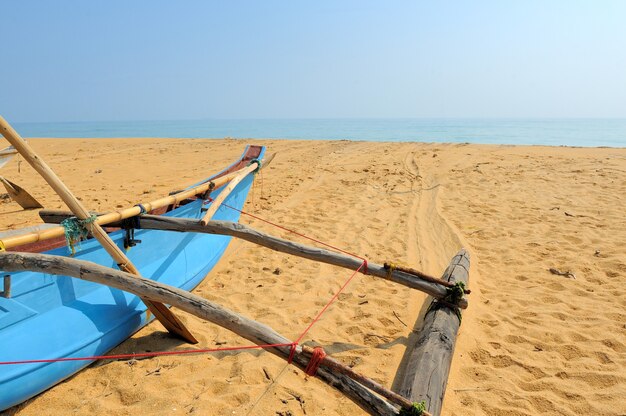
[0,251,402,416]
[200,161,259,225]
[0,163,247,250]
[0,116,197,343]
[39,212,468,309]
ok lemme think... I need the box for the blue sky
[1,1,625,122]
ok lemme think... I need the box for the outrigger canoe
[0,145,265,411]
[0,145,17,170]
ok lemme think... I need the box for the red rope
[295,261,365,345]
[1,204,368,370]
[221,201,368,269]
[0,343,295,366]
[287,343,297,364]
[219,202,367,343]
[304,347,327,376]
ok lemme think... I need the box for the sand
[1,138,625,416]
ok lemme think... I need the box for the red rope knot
[304,346,327,376]
[287,343,297,364]
[361,259,368,275]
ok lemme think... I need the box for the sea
[11,118,626,148]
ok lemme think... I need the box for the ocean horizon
[11,118,626,148]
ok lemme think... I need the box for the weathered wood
[397,249,470,416]
[142,215,468,309]
[200,161,259,225]
[39,212,468,309]
[260,152,276,169]
[300,345,432,415]
[0,115,197,343]
[0,176,43,209]
[0,251,401,416]
[384,262,470,294]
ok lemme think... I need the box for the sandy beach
[1,138,625,416]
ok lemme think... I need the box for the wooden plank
[0,176,43,209]
[39,212,469,309]
[0,116,197,344]
[200,161,259,225]
[396,249,470,416]
[0,251,402,416]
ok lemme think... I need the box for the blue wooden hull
[0,146,265,411]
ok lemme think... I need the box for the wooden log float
[200,161,259,225]
[40,212,469,309]
[0,116,196,343]
[0,251,407,416]
[397,249,470,416]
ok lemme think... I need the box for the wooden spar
[259,151,276,169]
[0,176,43,209]
[0,116,197,344]
[0,251,403,416]
[397,249,470,416]
[39,212,468,309]
[300,345,432,415]
[385,262,470,294]
[200,161,259,225]
[0,155,271,251]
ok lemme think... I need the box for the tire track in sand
[392,148,474,395]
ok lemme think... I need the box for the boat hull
[0,145,264,411]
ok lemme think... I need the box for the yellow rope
[386,262,396,279]
[0,239,5,252]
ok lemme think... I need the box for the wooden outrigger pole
[0,116,197,343]
[0,251,428,416]
[39,212,469,308]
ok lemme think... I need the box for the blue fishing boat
[0,145,265,411]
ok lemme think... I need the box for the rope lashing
[60,214,98,255]
[304,347,327,376]
[444,281,466,305]
[202,182,216,204]
[135,204,147,214]
[386,262,396,279]
[399,401,427,416]
[248,158,262,174]
[426,281,466,323]
[287,343,297,364]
